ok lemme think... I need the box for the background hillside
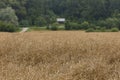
[1,0,120,31]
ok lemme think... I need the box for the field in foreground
[0,31,120,80]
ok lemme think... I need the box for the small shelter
[57,18,65,23]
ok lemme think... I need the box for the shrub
[110,28,119,32]
[20,20,29,27]
[65,21,71,30]
[100,27,106,32]
[65,21,81,30]
[86,28,95,32]
[97,20,106,27]
[95,30,101,32]
[0,7,18,26]
[98,18,120,29]
[58,25,65,30]
[95,26,101,30]
[105,18,119,29]
[50,23,58,31]
[89,24,96,29]
[51,26,58,31]
[81,21,89,29]
[34,16,47,27]
[0,21,18,32]
[70,22,80,30]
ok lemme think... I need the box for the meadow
[0,31,120,80]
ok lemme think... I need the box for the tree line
[0,0,120,31]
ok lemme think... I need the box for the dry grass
[0,31,120,80]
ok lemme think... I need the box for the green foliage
[0,0,120,31]
[86,28,95,32]
[100,27,106,32]
[50,23,58,31]
[0,7,18,26]
[105,18,119,29]
[0,2,6,8]
[70,22,80,30]
[110,28,119,32]
[97,20,106,29]
[58,25,65,30]
[65,21,71,30]
[34,16,47,27]
[89,24,96,29]
[50,26,58,31]
[65,21,81,30]
[0,21,18,32]
[86,27,119,32]
[81,21,89,29]
[28,27,47,31]
[23,0,120,22]
[97,17,120,30]
[20,20,29,27]
[95,26,101,30]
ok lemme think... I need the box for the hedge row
[0,21,18,32]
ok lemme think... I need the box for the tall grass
[0,31,120,80]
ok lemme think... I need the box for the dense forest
[1,0,120,31]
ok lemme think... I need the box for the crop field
[0,31,120,80]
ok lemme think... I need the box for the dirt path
[20,28,29,33]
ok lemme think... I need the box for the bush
[86,28,95,32]
[81,21,89,29]
[89,24,96,29]
[97,20,106,27]
[70,22,80,30]
[110,28,119,32]
[100,27,106,32]
[58,25,65,30]
[65,21,81,30]
[98,18,120,29]
[34,16,47,27]
[65,21,90,30]
[65,21,71,30]
[0,21,18,32]
[51,26,58,31]
[0,7,18,26]
[50,23,58,31]
[20,20,29,27]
